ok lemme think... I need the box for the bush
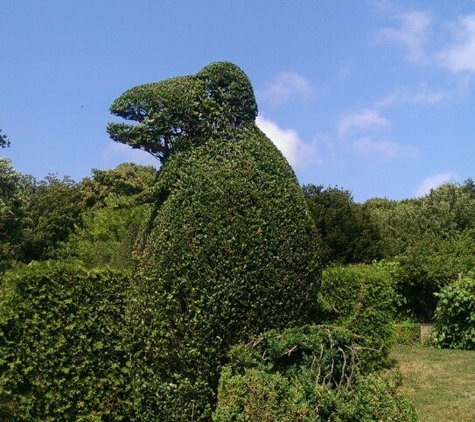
[432,273,475,350]
[0,260,132,421]
[130,128,321,421]
[111,62,321,421]
[393,322,421,345]
[315,263,395,369]
[213,325,417,422]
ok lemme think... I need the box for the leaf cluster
[213,325,417,422]
[315,263,396,369]
[433,273,475,350]
[108,62,258,164]
[0,260,132,421]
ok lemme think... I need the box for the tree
[108,62,258,165]
[0,158,24,269]
[303,184,384,265]
[64,163,157,270]
[20,174,84,262]
[109,62,321,421]
[368,183,475,320]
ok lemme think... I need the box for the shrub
[393,322,421,345]
[213,325,417,422]
[109,62,321,421]
[315,263,395,369]
[129,127,320,421]
[0,260,132,421]
[432,273,475,350]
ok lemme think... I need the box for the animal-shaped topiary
[108,62,321,422]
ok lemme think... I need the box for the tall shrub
[433,273,475,350]
[109,62,321,421]
[0,261,132,421]
[315,263,395,369]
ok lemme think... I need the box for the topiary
[432,273,475,350]
[109,62,321,421]
[0,260,132,421]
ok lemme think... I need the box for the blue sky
[2,0,475,201]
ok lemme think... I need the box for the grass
[391,345,475,422]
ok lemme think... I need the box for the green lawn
[391,345,475,422]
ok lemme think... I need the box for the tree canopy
[107,62,258,164]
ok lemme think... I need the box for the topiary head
[107,62,258,164]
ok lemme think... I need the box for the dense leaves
[214,325,417,422]
[108,62,258,164]
[315,263,396,368]
[130,127,320,421]
[0,159,24,270]
[0,129,9,149]
[110,62,321,421]
[433,273,475,350]
[303,184,384,265]
[0,260,132,421]
[368,183,475,320]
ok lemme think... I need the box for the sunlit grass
[391,345,475,422]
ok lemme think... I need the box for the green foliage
[315,263,396,368]
[63,163,157,270]
[303,184,384,265]
[130,129,320,421]
[432,273,475,350]
[0,260,132,421]
[108,62,258,164]
[368,184,475,320]
[20,174,85,262]
[392,322,421,345]
[0,159,24,270]
[111,62,320,421]
[213,325,417,422]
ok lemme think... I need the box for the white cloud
[415,172,458,197]
[256,115,317,168]
[374,10,431,63]
[351,137,418,162]
[437,15,475,73]
[103,141,160,168]
[338,109,390,137]
[375,83,446,108]
[262,72,313,105]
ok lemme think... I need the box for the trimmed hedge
[213,325,417,422]
[315,263,396,369]
[0,261,132,421]
[129,127,321,421]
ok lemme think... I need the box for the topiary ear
[196,62,258,128]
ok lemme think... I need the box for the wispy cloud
[374,10,432,63]
[256,115,318,168]
[415,172,458,197]
[375,83,446,108]
[352,137,418,162]
[336,108,417,163]
[262,72,313,105]
[437,15,475,73]
[338,109,390,137]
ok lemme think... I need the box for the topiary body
[108,62,321,421]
